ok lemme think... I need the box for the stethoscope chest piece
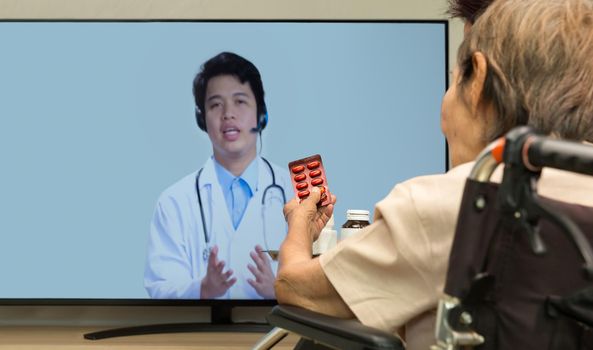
[202,247,210,262]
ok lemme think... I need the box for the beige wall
[0,0,462,326]
[0,0,464,75]
[0,0,448,19]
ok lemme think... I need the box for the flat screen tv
[0,19,448,336]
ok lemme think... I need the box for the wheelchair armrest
[267,305,404,350]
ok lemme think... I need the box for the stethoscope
[196,157,286,262]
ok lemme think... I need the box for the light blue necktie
[230,178,248,229]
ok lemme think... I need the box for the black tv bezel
[0,18,449,307]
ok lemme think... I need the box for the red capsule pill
[296,182,308,190]
[307,161,320,169]
[311,178,324,186]
[291,165,305,174]
[298,190,310,198]
[309,169,322,178]
[294,173,306,182]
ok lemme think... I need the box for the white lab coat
[144,156,292,299]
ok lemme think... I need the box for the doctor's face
[204,74,259,164]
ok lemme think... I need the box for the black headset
[195,105,268,133]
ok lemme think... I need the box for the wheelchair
[254,127,593,350]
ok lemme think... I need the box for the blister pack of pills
[288,154,331,206]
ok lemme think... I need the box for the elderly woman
[274,0,593,349]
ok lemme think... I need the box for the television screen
[0,20,447,302]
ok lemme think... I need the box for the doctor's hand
[247,245,276,298]
[284,186,336,242]
[200,245,237,299]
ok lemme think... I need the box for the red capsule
[306,160,320,170]
[309,169,322,178]
[298,190,310,199]
[294,173,306,182]
[311,178,324,186]
[291,165,305,174]
[296,182,308,190]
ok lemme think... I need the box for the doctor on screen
[144,52,292,300]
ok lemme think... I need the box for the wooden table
[0,326,300,349]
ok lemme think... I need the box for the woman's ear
[469,51,488,114]
[463,21,472,36]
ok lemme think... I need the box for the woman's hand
[283,187,336,242]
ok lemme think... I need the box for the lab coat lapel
[200,158,235,248]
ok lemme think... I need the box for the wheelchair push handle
[470,127,593,181]
[526,136,593,176]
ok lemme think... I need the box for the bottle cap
[346,209,370,222]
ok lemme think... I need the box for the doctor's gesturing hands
[200,245,276,299]
[200,245,237,299]
[247,245,276,299]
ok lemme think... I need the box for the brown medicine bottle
[340,209,370,241]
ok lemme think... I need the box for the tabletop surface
[0,326,300,349]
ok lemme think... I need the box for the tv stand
[83,305,272,340]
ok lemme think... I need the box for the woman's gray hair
[457,0,593,142]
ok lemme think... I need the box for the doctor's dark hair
[193,52,267,132]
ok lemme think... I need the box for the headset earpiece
[195,106,207,132]
[258,111,268,131]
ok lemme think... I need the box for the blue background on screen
[0,22,446,298]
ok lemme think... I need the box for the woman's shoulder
[390,162,473,201]
[375,162,475,222]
